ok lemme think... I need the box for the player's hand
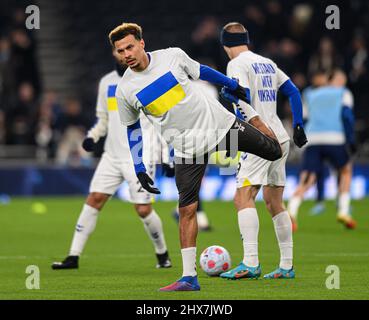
[220,87,239,104]
[137,172,161,194]
[82,137,96,152]
[232,83,250,104]
[162,163,175,177]
[293,125,308,148]
[227,78,250,104]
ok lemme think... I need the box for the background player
[51,49,171,270]
[288,69,357,230]
[217,22,307,280]
[109,22,282,291]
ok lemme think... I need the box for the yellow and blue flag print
[107,85,118,111]
[136,71,185,116]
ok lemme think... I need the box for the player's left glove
[220,87,239,104]
[293,124,308,148]
[82,137,95,152]
[137,172,161,194]
[231,83,250,104]
[162,163,175,177]
[227,78,250,104]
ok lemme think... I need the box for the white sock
[338,192,350,217]
[69,204,99,256]
[273,211,293,270]
[197,211,210,229]
[238,208,259,267]
[181,247,197,277]
[141,210,167,255]
[288,196,302,219]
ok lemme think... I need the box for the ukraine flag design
[107,85,118,111]
[136,72,186,116]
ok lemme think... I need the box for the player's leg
[220,185,262,280]
[133,203,171,268]
[52,154,121,270]
[126,162,171,268]
[224,118,282,161]
[288,145,320,231]
[263,186,295,279]
[220,153,265,280]
[196,198,211,231]
[159,157,208,291]
[310,166,326,216]
[172,197,212,231]
[288,170,316,230]
[332,146,356,228]
[262,141,295,279]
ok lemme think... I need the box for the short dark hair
[109,23,142,46]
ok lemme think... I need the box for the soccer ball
[199,245,231,276]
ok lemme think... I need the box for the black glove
[137,172,161,194]
[82,137,95,152]
[293,125,308,148]
[231,83,250,104]
[162,163,175,177]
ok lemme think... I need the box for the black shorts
[174,118,282,207]
[175,154,208,208]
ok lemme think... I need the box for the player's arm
[82,81,109,152]
[116,88,160,194]
[278,69,307,148]
[341,89,357,154]
[174,47,249,103]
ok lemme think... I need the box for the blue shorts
[302,145,350,174]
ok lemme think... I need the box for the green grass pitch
[0,197,368,300]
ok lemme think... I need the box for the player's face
[114,35,145,70]
[112,48,124,65]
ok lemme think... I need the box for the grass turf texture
[0,197,368,300]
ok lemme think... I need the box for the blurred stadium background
[1,0,369,201]
[1,0,369,300]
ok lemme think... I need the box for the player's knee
[178,203,197,219]
[135,204,152,218]
[87,192,108,210]
[340,163,352,175]
[234,188,254,211]
[265,199,284,216]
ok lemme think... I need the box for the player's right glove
[137,172,161,194]
[82,137,96,152]
[162,163,175,177]
[293,124,308,148]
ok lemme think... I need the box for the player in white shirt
[109,22,282,291]
[218,22,307,280]
[51,49,171,270]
